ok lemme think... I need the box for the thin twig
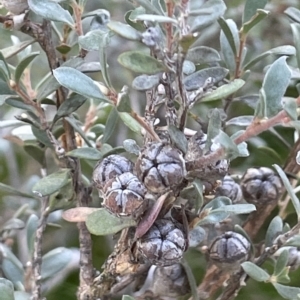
[186,100,300,172]
[31,197,50,300]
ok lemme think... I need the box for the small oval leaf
[32,169,71,197]
[53,93,87,124]
[186,46,221,64]
[41,247,74,280]
[201,79,245,102]
[108,21,141,41]
[53,67,108,102]
[265,216,283,247]
[28,0,74,26]
[0,278,14,300]
[262,56,291,118]
[15,52,40,84]
[66,148,103,160]
[273,283,300,300]
[132,74,160,91]
[86,208,136,236]
[118,51,165,74]
[184,67,229,91]
[241,261,270,282]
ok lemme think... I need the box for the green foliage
[1,0,300,299]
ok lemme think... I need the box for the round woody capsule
[215,175,243,204]
[92,155,134,191]
[136,142,186,194]
[209,231,250,269]
[103,172,147,219]
[137,219,186,266]
[241,167,282,204]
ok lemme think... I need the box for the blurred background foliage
[0,0,300,299]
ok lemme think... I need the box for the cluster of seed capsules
[93,142,187,267]
[92,141,300,275]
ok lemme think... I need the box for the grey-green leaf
[134,14,177,24]
[226,116,253,127]
[86,208,136,235]
[118,51,165,74]
[242,9,269,34]
[243,0,268,23]
[273,164,300,218]
[66,148,103,160]
[1,218,25,232]
[41,247,74,280]
[1,40,35,59]
[284,7,300,24]
[192,179,203,213]
[181,258,199,300]
[243,45,296,70]
[78,30,109,51]
[214,130,240,159]
[14,291,31,300]
[241,261,270,282]
[108,21,142,41]
[190,0,227,32]
[186,46,221,64]
[285,235,300,247]
[15,52,40,84]
[261,56,291,118]
[53,93,87,124]
[119,112,142,133]
[123,139,140,155]
[220,19,239,73]
[36,75,60,101]
[131,0,162,15]
[274,249,289,276]
[32,169,71,197]
[184,67,229,91]
[31,126,53,148]
[273,283,300,300]
[0,278,14,300]
[28,0,74,26]
[265,216,283,247]
[206,108,222,152]
[218,17,237,55]
[132,74,160,91]
[201,79,245,102]
[169,125,188,154]
[282,98,297,121]
[53,67,108,102]
[213,204,256,215]
[0,244,24,286]
[291,23,300,70]
[26,214,39,256]
[102,107,119,143]
[0,182,33,198]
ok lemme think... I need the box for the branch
[31,197,50,300]
[186,99,300,172]
[192,96,300,300]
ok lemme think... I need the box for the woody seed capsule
[209,231,250,269]
[92,155,134,192]
[137,219,186,266]
[136,142,186,194]
[216,175,243,204]
[241,167,282,204]
[103,172,147,219]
